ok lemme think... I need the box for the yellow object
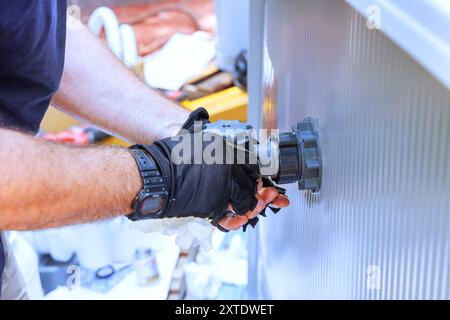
[181,87,247,122]
[101,136,130,147]
[40,106,79,132]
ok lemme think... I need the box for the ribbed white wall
[249,0,450,299]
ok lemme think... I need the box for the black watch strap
[127,147,168,221]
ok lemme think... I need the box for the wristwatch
[127,146,169,221]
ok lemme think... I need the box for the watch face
[140,195,163,216]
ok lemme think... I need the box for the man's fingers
[244,189,289,219]
[219,194,263,230]
[258,187,282,203]
[245,194,265,219]
[229,178,258,215]
[257,178,263,191]
[219,214,248,231]
[219,186,290,232]
[270,194,290,208]
[242,188,291,221]
[218,204,248,231]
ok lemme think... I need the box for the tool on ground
[95,263,131,279]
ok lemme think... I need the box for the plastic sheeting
[248,0,450,299]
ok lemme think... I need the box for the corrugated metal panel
[248,0,450,299]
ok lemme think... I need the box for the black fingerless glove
[131,108,260,226]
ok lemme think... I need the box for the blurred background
[10,0,450,300]
[17,0,251,300]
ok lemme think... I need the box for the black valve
[274,131,300,184]
[273,118,322,192]
[202,117,322,192]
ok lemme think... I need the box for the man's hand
[0,112,288,231]
[219,178,289,231]
[133,108,290,231]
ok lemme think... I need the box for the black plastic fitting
[274,118,322,192]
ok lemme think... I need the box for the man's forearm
[0,128,141,230]
[52,17,189,144]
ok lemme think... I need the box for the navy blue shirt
[0,0,67,133]
[0,0,67,297]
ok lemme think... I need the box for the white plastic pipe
[119,24,138,67]
[88,7,123,59]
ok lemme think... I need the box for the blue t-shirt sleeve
[0,0,67,133]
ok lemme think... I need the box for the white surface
[133,217,214,251]
[214,0,249,72]
[88,7,122,59]
[44,235,180,300]
[76,222,117,270]
[183,232,248,299]
[1,232,31,299]
[346,0,450,90]
[8,233,44,299]
[119,24,139,67]
[27,218,145,269]
[104,239,180,300]
[184,263,222,299]
[196,234,248,286]
[88,7,138,67]
[144,33,215,91]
